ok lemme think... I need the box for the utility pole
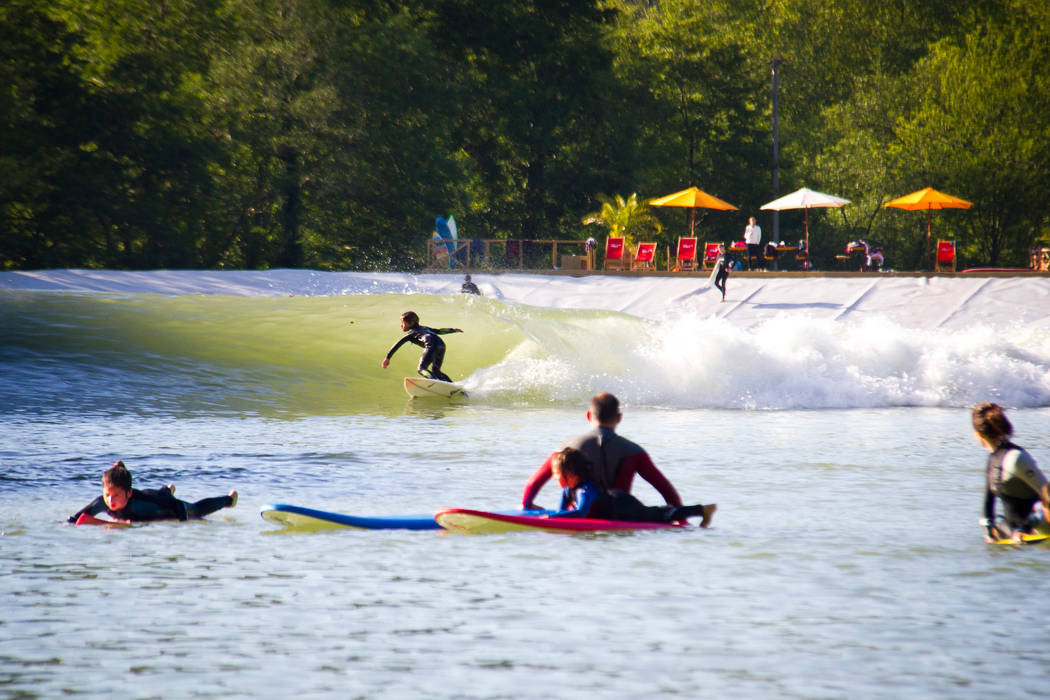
[771,57,783,244]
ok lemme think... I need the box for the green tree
[582,192,662,249]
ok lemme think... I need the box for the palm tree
[582,193,663,250]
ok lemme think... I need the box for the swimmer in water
[68,461,238,523]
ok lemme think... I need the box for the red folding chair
[676,237,698,271]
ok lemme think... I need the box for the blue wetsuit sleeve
[549,483,600,519]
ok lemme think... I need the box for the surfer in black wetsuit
[972,402,1050,542]
[67,461,238,523]
[713,243,734,302]
[380,310,463,383]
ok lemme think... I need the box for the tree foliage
[1,0,1045,270]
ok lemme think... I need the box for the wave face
[4,288,1049,416]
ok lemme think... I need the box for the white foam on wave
[467,312,1050,409]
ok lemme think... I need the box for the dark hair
[103,460,132,490]
[401,311,419,326]
[551,447,592,481]
[590,393,620,424]
[972,402,1013,447]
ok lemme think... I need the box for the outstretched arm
[67,496,106,523]
[381,335,412,368]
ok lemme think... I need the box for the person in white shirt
[744,216,762,270]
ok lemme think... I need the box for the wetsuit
[385,325,459,382]
[461,281,480,295]
[549,480,602,518]
[983,441,1049,538]
[68,486,234,523]
[714,252,733,299]
[522,427,682,510]
[550,480,704,523]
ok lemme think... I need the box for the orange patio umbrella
[650,186,738,236]
[884,187,972,268]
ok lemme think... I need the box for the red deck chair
[676,237,698,271]
[604,236,626,270]
[631,242,657,270]
[701,242,720,270]
[935,240,956,272]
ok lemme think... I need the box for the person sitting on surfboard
[380,311,463,383]
[522,393,714,527]
[547,447,716,526]
[67,461,238,523]
[973,402,1050,543]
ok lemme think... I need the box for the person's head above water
[972,401,1013,449]
[102,460,132,510]
[587,392,622,428]
[551,447,591,488]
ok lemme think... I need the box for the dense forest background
[3,0,1048,271]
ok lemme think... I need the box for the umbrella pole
[926,208,932,271]
[690,208,695,236]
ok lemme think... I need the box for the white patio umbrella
[760,187,850,253]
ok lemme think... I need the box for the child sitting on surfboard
[380,311,463,383]
[547,448,716,526]
[67,461,238,524]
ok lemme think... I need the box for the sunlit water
[2,284,1049,698]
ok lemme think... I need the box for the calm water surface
[3,405,1049,699]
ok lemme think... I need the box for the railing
[426,238,597,271]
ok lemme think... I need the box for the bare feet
[228,490,238,508]
[700,504,717,528]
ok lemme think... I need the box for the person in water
[460,274,481,295]
[522,393,714,525]
[547,447,716,526]
[380,311,463,383]
[713,243,734,302]
[972,402,1050,542]
[67,461,238,523]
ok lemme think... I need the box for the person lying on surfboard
[546,447,716,526]
[380,310,463,383]
[972,402,1050,543]
[67,460,238,524]
[522,393,714,526]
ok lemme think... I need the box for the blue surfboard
[260,504,547,531]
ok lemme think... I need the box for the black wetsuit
[385,325,458,382]
[714,252,733,298]
[983,441,1046,537]
[68,486,234,523]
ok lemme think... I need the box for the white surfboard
[706,256,721,287]
[403,377,467,398]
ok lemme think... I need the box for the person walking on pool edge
[521,393,714,527]
[381,311,463,383]
[973,402,1050,543]
[744,216,762,270]
[713,243,734,302]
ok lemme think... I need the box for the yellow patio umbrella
[884,187,972,268]
[649,186,738,236]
